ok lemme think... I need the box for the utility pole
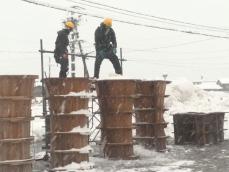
[68,16,89,78]
[69,14,77,77]
[75,24,89,78]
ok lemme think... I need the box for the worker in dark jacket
[54,21,74,78]
[94,18,122,78]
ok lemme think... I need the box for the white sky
[0,0,228,81]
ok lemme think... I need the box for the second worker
[94,18,123,78]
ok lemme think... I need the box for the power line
[70,0,229,32]
[127,58,229,67]
[67,0,229,33]
[123,38,214,52]
[0,50,38,54]
[129,56,229,61]
[21,0,229,39]
[125,49,229,55]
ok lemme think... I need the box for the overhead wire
[67,0,229,33]
[125,49,229,55]
[126,61,229,70]
[127,58,229,67]
[70,0,229,32]
[0,50,38,54]
[123,38,214,53]
[21,0,229,39]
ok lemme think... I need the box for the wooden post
[40,39,49,156]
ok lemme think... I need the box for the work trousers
[59,57,69,78]
[94,49,122,78]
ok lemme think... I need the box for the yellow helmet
[65,21,75,29]
[103,18,112,27]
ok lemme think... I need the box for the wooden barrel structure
[134,80,170,152]
[44,78,91,169]
[96,79,137,159]
[0,75,37,172]
[173,112,225,145]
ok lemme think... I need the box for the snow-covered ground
[31,78,229,172]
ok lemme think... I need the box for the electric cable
[67,0,229,33]
[21,0,229,39]
[69,0,229,32]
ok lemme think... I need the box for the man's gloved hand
[112,47,117,54]
[63,53,68,59]
[63,51,68,59]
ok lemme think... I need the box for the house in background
[217,79,229,91]
[195,81,223,91]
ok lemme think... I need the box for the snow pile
[70,109,92,117]
[34,151,46,160]
[164,78,229,138]
[165,78,229,113]
[70,125,90,135]
[52,161,95,172]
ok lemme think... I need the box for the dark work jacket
[95,23,117,51]
[54,29,70,56]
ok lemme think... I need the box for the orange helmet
[103,18,112,27]
[65,21,75,29]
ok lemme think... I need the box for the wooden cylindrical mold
[173,112,225,145]
[96,79,136,159]
[45,78,91,169]
[0,75,37,97]
[134,80,169,151]
[44,77,90,96]
[0,75,37,172]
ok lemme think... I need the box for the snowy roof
[217,78,229,84]
[195,82,222,90]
